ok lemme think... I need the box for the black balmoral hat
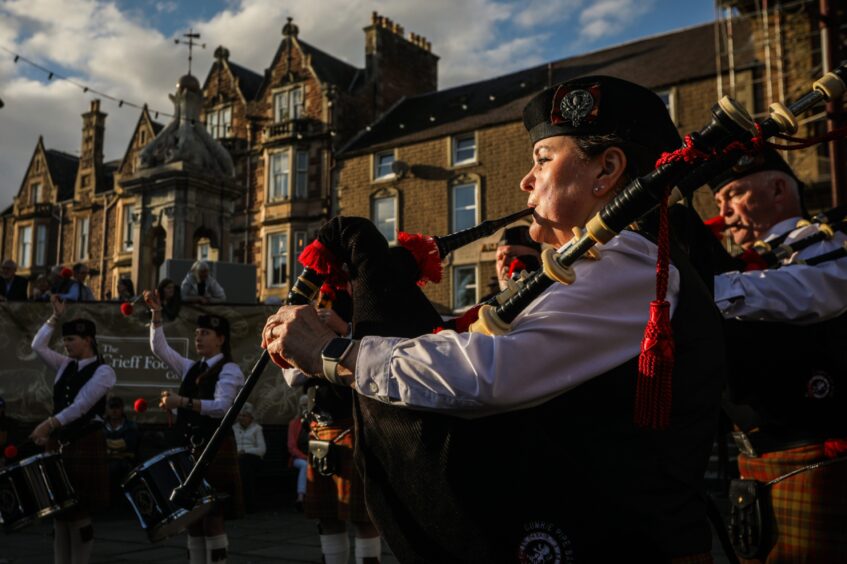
[197,314,230,338]
[522,75,681,160]
[708,147,804,193]
[62,318,96,338]
[498,225,541,251]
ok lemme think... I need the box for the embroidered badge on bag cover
[550,84,601,128]
[806,371,834,399]
[517,520,576,564]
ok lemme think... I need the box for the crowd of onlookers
[0,259,227,305]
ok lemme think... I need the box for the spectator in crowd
[232,402,266,513]
[103,396,139,502]
[494,225,541,291]
[32,274,52,301]
[49,265,72,296]
[115,279,136,302]
[287,395,310,512]
[181,260,226,304]
[156,278,182,322]
[0,260,28,301]
[58,263,95,302]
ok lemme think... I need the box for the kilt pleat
[59,428,110,514]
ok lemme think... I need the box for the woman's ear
[593,146,628,196]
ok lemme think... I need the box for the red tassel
[824,438,847,459]
[739,248,768,271]
[635,301,674,430]
[298,240,348,289]
[397,231,442,285]
[319,283,336,302]
[454,304,482,333]
[703,216,726,241]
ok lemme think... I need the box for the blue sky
[0,0,718,208]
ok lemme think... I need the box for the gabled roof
[96,160,120,194]
[44,149,79,202]
[298,39,359,91]
[118,106,164,174]
[228,61,264,101]
[341,20,756,156]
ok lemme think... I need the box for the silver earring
[592,184,602,193]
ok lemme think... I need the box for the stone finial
[282,17,299,38]
[214,46,230,61]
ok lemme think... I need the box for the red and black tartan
[197,433,244,520]
[738,443,847,563]
[54,429,110,515]
[305,419,370,523]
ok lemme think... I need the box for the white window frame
[373,150,396,181]
[452,264,478,311]
[273,86,304,123]
[206,105,232,139]
[35,224,47,266]
[656,89,676,123]
[76,217,90,261]
[122,204,135,252]
[293,230,307,279]
[17,225,33,269]
[266,232,289,288]
[295,150,309,199]
[371,195,397,243]
[451,182,479,232]
[452,133,477,166]
[269,151,291,201]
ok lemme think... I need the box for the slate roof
[44,149,79,202]
[341,20,757,156]
[228,61,264,101]
[298,40,360,91]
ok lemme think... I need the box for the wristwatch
[321,337,354,385]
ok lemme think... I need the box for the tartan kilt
[198,433,244,520]
[738,443,847,563]
[56,428,110,514]
[305,421,370,523]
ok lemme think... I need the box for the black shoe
[294,500,304,512]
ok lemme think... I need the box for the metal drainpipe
[99,193,119,298]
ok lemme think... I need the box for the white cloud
[514,0,582,29]
[155,1,177,13]
[577,0,655,41]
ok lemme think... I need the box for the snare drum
[0,452,78,532]
[122,447,216,542]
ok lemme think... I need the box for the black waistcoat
[723,313,847,439]
[53,358,106,441]
[175,360,223,447]
[352,239,726,563]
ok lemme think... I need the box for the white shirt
[150,325,244,417]
[232,421,267,457]
[354,230,680,417]
[31,322,116,426]
[714,216,847,324]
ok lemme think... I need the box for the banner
[0,302,302,425]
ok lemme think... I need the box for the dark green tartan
[58,428,109,514]
[196,433,244,520]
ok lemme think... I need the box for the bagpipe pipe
[167,208,532,511]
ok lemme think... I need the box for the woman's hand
[143,290,162,311]
[50,294,65,318]
[159,390,183,410]
[30,417,57,446]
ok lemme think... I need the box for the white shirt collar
[77,355,99,369]
[202,352,224,366]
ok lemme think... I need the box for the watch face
[322,337,352,359]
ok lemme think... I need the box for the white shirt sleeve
[31,322,67,373]
[150,325,194,376]
[199,362,244,417]
[714,227,847,324]
[245,425,266,457]
[54,364,117,426]
[354,232,680,417]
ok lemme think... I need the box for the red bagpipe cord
[298,240,348,290]
[739,248,768,271]
[397,231,443,285]
[635,186,674,431]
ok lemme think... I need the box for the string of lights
[1,45,175,120]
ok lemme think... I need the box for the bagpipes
[168,209,532,510]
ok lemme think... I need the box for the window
[452,134,476,165]
[35,225,47,266]
[453,265,478,310]
[451,183,478,232]
[76,217,90,261]
[206,106,232,139]
[267,233,288,287]
[269,151,291,201]
[273,87,304,122]
[372,196,397,243]
[17,226,32,268]
[656,89,675,123]
[293,231,307,279]
[30,183,42,205]
[374,151,395,180]
[295,150,309,198]
[197,241,211,261]
[81,174,91,188]
[122,204,135,252]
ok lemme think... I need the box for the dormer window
[206,106,232,139]
[273,86,304,123]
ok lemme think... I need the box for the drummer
[30,294,115,564]
[143,290,244,564]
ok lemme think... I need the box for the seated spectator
[181,260,226,304]
[287,395,310,512]
[58,263,95,302]
[103,396,139,502]
[156,278,182,321]
[0,260,28,301]
[115,278,136,302]
[32,274,52,301]
[233,402,266,513]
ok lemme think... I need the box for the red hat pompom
[4,444,18,459]
[61,267,73,279]
[120,302,134,316]
[508,258,528,279]
[133,398,148,413]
